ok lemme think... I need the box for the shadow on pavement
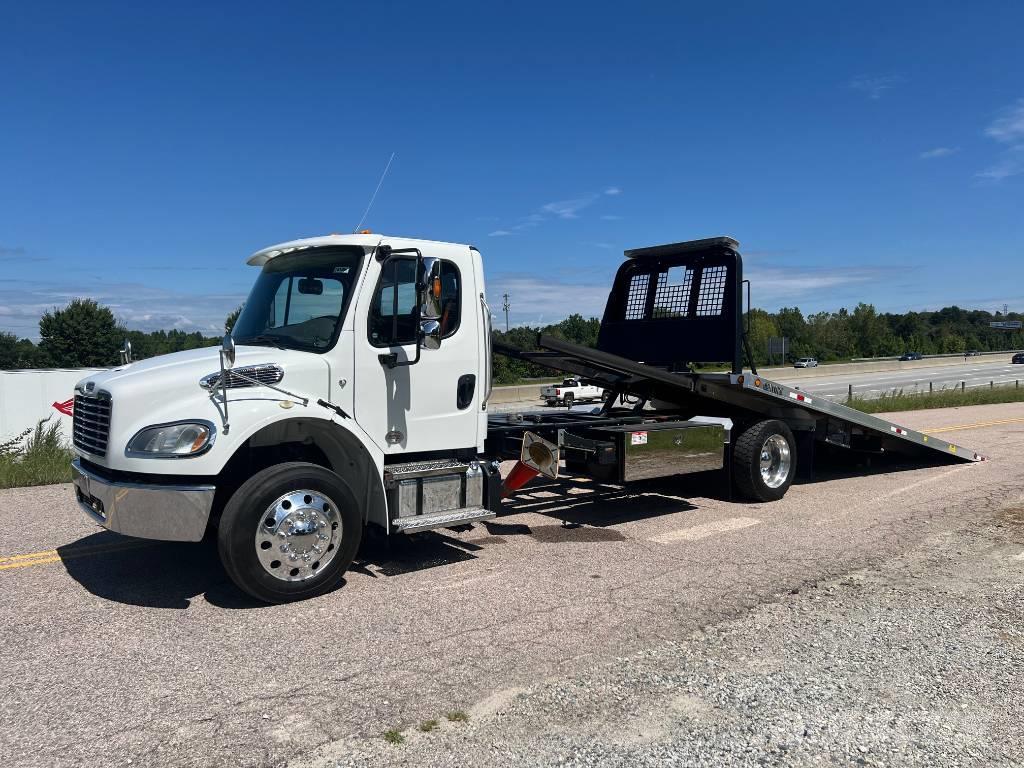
[57,531,263,610]
[59,526,489,609]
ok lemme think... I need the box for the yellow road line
[926,416,1024,434]
[0,555,63,571]
[0,540,153,572]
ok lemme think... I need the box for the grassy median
[846,383,1024,414]
[0,419,75,489]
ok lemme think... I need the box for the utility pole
[502,293,510,332]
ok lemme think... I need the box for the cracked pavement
[0,403,1021,767]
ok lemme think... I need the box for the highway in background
[491,357,1024,412]
[773,358,1024,401]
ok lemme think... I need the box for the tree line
[0,299,224,369]
[1,298,1020,374]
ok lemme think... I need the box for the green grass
[846,383,1024,414]
[445,710,469,723]
[383,729,404,745]
[417,719,439,732]
[0,418,75,490]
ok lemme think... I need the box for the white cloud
[0,279,247,340]
[487,274,613,325]
[542,197,596,219]
[488,187,622,235]
[849,74,905,100]
[975,146,1024,181]
[985,99,1024,144]
[919,146,958,159]
[744,266,902,304]
[977,101,1024,182]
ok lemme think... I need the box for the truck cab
[71,233,496,602]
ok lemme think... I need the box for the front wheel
[732,420,797,502]
[218,462,363,603]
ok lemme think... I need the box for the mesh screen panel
[624,273,650,319]
[695,265,727,316]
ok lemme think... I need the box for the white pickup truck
[540,378,605,406]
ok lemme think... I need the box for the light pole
[502,293,510,332]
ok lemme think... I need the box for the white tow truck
[540,378,605,406]
[70,234,981,603]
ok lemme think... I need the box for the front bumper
[71,459,215,542]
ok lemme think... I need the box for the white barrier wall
[0,369,107,446]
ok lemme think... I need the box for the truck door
[353,246,481,455]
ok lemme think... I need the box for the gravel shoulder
[300,502,1024,767]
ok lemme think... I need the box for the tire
[563,393,574,408]
[217,461,362,603]
[732,420,797,502]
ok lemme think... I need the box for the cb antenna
[354,152,396,233]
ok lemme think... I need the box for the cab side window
[438,261,461,338]
[369,258,418,346]
[368,258,462,346]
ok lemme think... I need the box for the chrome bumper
[71,459,215,542]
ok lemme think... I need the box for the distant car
[1013,352,1024,364]
[965,350,982,357]
[899,352,923,361]
[793,357,818,368]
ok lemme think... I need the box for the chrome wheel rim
[759,435,792,489]
[255,489,341,582]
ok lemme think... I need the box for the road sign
[990,321,1022,329]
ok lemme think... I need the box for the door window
[368,258,462,346]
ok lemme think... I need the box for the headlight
[126,421,216,458]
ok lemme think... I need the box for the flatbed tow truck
[69,234,981,602]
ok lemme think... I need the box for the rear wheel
[218,461,362,603]
[732,420,797,502]
[563,393,574,408]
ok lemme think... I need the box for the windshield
[232,246,364,352]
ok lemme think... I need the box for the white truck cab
[71,233,495,602]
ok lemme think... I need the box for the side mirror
[420,319,442,350]
[120,339,133,365]
[419,257,443,320]
[221,334,236,369]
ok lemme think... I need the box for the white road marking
[650,516,762,544]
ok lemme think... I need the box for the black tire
[732,420,797,502]
[217,461,362,603]
[563,393,574,408]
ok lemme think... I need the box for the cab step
[392,506,495,534]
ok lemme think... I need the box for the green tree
[38,299,124,368]
[225,305,243,334]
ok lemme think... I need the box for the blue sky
[2,1,1022,339]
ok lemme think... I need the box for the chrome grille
[73,393,112,457]
[200,364,284,391]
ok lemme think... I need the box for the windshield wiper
[236,333,287,350]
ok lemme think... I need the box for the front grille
[73,393,112,457]
[200,364,284,390]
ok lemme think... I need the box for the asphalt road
[773,359,1024,401]
[1,403,1022,767]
